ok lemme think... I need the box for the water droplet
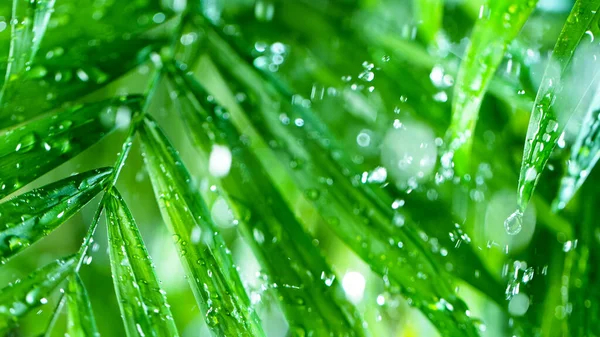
[253,228,265,244]
[76,69,89,82]
[25,288,40,305]
[6,235,28,251]
[255,0,275,21]
[15,133,38,152]
[342,271,366,303]
[524,167,537,181]
[504,210,523,235]
[208,145,232,178]
[508,293,530,316]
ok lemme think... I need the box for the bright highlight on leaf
[446,0,537,173]
[0,167,112,263]
[516,0,600,214]
[0,96,141,200]
[138,116,265,337]
[0,255,76,332]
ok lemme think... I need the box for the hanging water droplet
[504,210,523,235]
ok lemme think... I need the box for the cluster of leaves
[0,0,599,336]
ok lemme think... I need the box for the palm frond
[166,61,369,337]
[0,2,168,128]
[139,115,265,336]
[194,25,483,336]
[0,255,76,333]
[0,96,141,199]
[1,1,599,336]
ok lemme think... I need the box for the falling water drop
[504,210,523,235]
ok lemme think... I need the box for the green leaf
[66,274,100,337]
[446,0,537,172]
[0,1,168,128]
[105,188,179,337]
[194,30,482,336]
[0,255,76,332]
[413,0,444,46]
[0,167,113,263]
[138,116,265,337]
[166,62,369,337]
[2,0,55,83]
[516,1,600,215]
[566,186,600,336]
[0,95,141,200]
[554,95,600,210]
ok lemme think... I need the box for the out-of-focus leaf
[2,0,55,88]
[0,1,169,128]
[554,90,600,210]
[66,273,99,337]
[138,116,265,337]
[0,167,112,263]
[0,95,141,200]
[446,0,537,173]
[0,255,76,332]
[195,27,482,337]
[565,183,600,337]
[167,61,369,337]
[516,1,600,215]
[105,188,179,337]
[413,0,444,46]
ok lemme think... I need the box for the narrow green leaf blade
[0,255,76,331]
[413,0,444,46]
[446,0,537,172]
[0,167,113,263]
[517,1,600,214]
[105,188,179,337]
[554,95,600,210]
[138,117,265,337]
[196,29,482,336]
[66,274,99,337]
[3,0,55,82]
[166,62,369,337]
[0,1,168,128]
[0,95,141,200]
